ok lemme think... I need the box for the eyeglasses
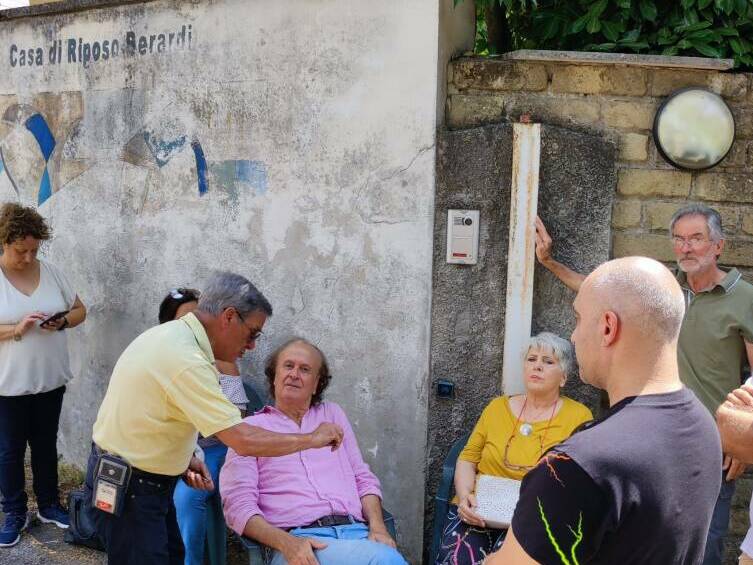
[671,235,709,249]
[234,311,264,343]
[502,430,546,472]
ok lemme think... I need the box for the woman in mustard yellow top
[434,332,593,565]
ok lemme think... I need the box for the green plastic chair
[205,381,268,565]
[429,432,471,564]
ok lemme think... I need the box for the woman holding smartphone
[0,203,86,548]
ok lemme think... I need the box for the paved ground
[0,457,105,563]
[0,507,247,564]
[0,510,105,564]
[1,458,247,564]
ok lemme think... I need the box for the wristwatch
[13,331,21,341]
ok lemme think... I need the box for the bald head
[583,257,685,343]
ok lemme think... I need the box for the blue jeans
[269,522,407,565]
[702,477,736,565]
[173,443,227,565]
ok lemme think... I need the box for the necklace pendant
[519,423,533,436]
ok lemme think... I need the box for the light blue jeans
[270,522,407,565]
[173,443,228,565]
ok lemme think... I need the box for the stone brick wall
[447,55,753,564]
[447,56,753,280]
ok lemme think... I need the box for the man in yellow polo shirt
[84,271,343,565]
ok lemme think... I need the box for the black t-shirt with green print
[511,388,721,565]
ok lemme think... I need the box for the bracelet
[57,317,69,331]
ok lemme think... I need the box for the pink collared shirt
[220,401,382,535]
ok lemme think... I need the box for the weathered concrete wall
[425,122,615,555]
[0,0,452,558]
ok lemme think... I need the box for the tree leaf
[590,0,609,18]
[730,37,745,54]
[616,0,632,8]
[621,28,642,42]
[681,0,695,8]
[587,17,602,34]
[716,27,740,36]
[662,46,680,55]
[698,0,713,7]
[715,0,734,15]
[691,40,724,57]
[539,15,561,41]
[657,29,678,45]
[620,40,650,51]
[685,29,720,41]
[674,21,712,33]
[639,0,658,22]
[585,42,618,51]
[602,20,622,41]
[570,14,590,34]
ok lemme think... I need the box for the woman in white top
[158,288,249,565]
[0,202,86,548]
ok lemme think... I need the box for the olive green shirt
[677,268,753,415]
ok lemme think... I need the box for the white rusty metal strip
[502,123,540,395]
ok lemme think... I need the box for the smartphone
[40,310,70,327]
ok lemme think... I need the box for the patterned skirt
[434,504,507,565]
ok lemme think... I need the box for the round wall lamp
[653,87,735,170]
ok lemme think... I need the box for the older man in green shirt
[534,204,753,565]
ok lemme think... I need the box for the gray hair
[525,332,574,378]
[197,271,273,318]
[670,203,724,242]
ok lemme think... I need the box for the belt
[92,443,178,483]
[299,514,362,529]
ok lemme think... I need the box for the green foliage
[457,0,753,69]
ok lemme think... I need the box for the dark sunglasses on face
[234,311,264,343]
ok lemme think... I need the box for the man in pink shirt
[220,338,407,565]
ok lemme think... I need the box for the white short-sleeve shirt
[0,259,77,396]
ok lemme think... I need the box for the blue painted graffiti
[125,130,269,198]
[38,168,52,205]
[143,132,187,168]
[208,159,268,200]
[235,160,268,194]
[25,114,56,161]
[191,141,208,196]
[24,113,56,205]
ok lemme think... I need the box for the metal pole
[502,123,540,395]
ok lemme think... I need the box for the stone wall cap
[498,49,734,71]
[0,0,156,20]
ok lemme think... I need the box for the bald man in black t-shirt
[487,257,721,565]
